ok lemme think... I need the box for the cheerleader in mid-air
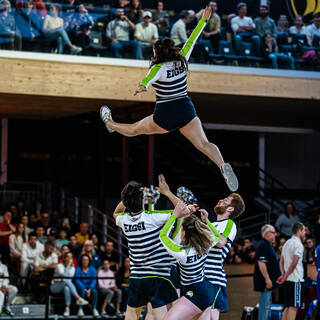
[100,6,238,192]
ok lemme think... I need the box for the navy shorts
[170,264,180,289]
[182,279,222,311]
[211,284,228,312]
[282,281,303,308]
[127,276,178,309]
[153,96,197,131]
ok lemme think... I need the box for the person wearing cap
[134,10,159,57]
[231,2,258,54]
[106,8,143,59]
[253,224,281,320]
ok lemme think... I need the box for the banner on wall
[285,0,320,20]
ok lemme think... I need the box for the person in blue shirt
[74,254,99,317]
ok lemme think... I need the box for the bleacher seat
[277,32,288,45]
[291,33,308,46]
[239,41,265,65]
[210,40,245,65]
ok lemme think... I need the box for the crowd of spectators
[0,199,129,317]
[0,0,319,69]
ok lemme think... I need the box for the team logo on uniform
[286,0,320,19]
[186,291,194,298]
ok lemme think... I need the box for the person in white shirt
[20,232,44,285]
[277,222,306,320]
[32,241,58,302]
[0,255,18,316]
[232,2,258,54]
[135,11,158,57]
[50,252,88,316]
[289,15,307,39]
[306,14,320,46]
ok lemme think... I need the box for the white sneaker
[70,45,82,55]
[77,307,84,317]
[116,310,122,318]
[63,307,70,316]
[221,163,239,192]
[101,310,107,316]
[93,308,99,317]
[76,297,89,306]
[100,105,114,133]
[4,306,14,316]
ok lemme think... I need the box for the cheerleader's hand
[134,85,147,96]
[202,6,212,21]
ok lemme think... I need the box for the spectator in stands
[43,4,82,54]
[106,8,142,59]
[254,224,281,320]
[90,233,102,257]
[231,2,259,54]
[75,222,90,245]
[47,228,59,250]
[61,217,72,234]
[9,223,26,265]
[9,204,20,224]
[33,200,43,220]
[254,5,277,54]
[125,0,143,24]
[276,236,287,258]
[58,245,78,266]
[21,232,44,286]
[171,10,194,46]
[152,0,169,37]
[51,252,88,316]
[0,0,22,50]
[306,14,320,46]
[134,11,158,57]
[313,215,320,246]
[21,215,33,237]
[35,225,47,244]
[36,212,50,232]
[56,228,69,251]
[226,13,236,42]
[16,199,27,217]
[0,254,18,316]
[112,0,126,10]
[29,213,38,229]
[289,15,306,35]
[78,239,101,269]
[277,222,306,320]
[277,15,289,34]
[196,1,221,53]
[68,235,82,257]
[98,259,122,317]
[61,0,76,32]
[275,202,299,237]
[101,241,119,272]
[303,237,315,265]
[50,210,62,230]
[0,211,16,264]
[31,0,47,18]
[116,256,130,312]
[69,4,93,48]
[32,241,58,302]
[74,254,99,317]
[264,32,295,69]
[241,237,256,262]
